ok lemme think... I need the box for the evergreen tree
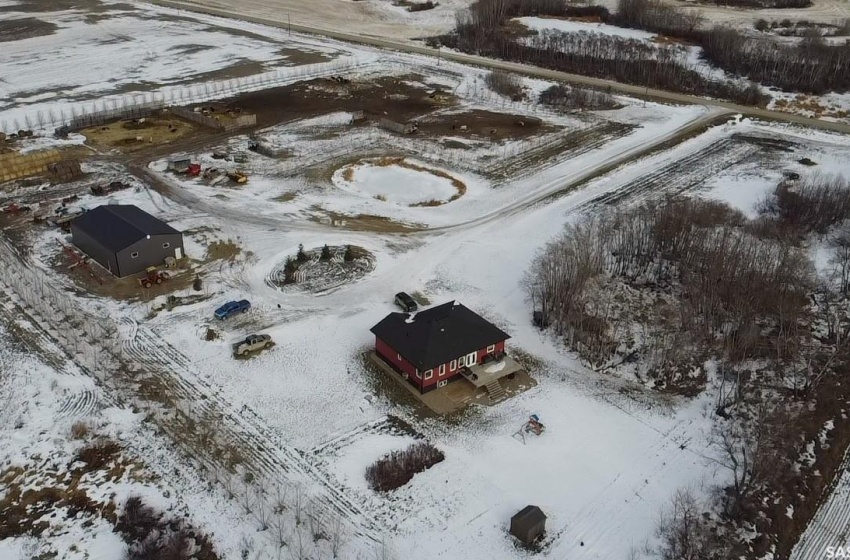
[321,244,332,261]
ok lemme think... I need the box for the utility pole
[288,14,291,36]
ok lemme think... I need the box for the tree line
[436,0,850,99]
[525,198,814,381]
[615,0,850,95]
[436,0,766,105]
[527,173,850,557]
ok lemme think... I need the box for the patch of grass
[204,239,241,262]
[510,347,545,373]
[70,420,90,440]
[74,438,122,471]
[410,199,443,207]
[273,192,297,203]
[310,208,424,233]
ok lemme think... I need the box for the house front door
[466,351,477,366]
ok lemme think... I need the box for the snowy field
[0,317,277,560]
[0,0,373,132]
[4,3,850,559]
[332,160,462,206]
[516,16,657,41]
[8,106,850,559]
[17,110,849,559]
[130,115,850,559]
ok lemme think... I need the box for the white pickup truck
[232,333,273,357]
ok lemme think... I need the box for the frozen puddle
[333,158,465,206]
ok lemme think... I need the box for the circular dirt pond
[333,157,466,207]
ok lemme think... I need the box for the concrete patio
[367,351,535,415]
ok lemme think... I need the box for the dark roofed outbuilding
[71,204,184,277]
[510,505,546,546]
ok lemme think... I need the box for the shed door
[175,247,183,259]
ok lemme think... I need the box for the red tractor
[139,266,169,288]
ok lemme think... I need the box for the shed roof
[370,301,510,371]
[72,204,180,253]
[511,505,546,525]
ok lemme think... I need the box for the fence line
[2,57,373,136]
[170,106,257,132]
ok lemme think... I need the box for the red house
[370,301,513,394]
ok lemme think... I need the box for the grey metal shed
[71,204,184,278]
[510,505,546,546]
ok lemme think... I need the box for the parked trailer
[378,118,417,134]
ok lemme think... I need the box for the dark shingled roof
[512,505,546,525]
[370,301,510,371]
[72,205,180,253]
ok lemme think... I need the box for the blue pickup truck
[214,299,251,320]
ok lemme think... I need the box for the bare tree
[327,513,346,558]
[272,484,289,514]
[654,488,728,560]
[271,515,290,549]
[306,499,326,542]
[287,527,312,560]
[254,488,272,531]
[239,481,255,514]
[293,485,305,526]
[373,538,398,560]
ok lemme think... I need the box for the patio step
[485,380,505,402]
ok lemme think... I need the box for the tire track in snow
[791,446,850,559]
[579,137,756,209]
[56,389,100,420]
[118,317,382,538]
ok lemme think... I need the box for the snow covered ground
[0,316,277,560]
[332,159,462,206]
[4,3,850,559]
[516,16,657,41]
[514,16,850,123]
[10,114,850,560]
[0,0,373,132]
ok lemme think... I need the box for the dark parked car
[394,292,418,312]
[215,299,251,320]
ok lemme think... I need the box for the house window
[450,360,457,371]
[130,251,139,258]
[487,344,495,353]
[162,242,170,249]
[424,369,433,380]
[457,356,465,368]
[439,364,446,376]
